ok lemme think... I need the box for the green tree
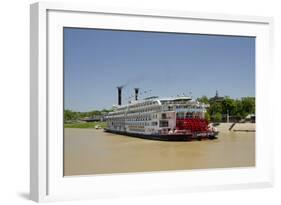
[209,102,223,115]
[101,109,108,113]
[204,111,211,122]
[214,112,222,122]
[241,97,255,114]
[235,99,242,113]
[236,112,242,121]
[80,110,102,118]
[197,95,209,104]
[221,97,236,115]
[64,110,79,122]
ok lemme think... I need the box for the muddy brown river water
[64,127,255,176]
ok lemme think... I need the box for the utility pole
[227,109,229,123]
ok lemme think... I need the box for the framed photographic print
[30,2,274,202]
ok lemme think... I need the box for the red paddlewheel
[176,118,209,132]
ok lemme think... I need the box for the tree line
[64,96,255,123]
[197,96,255,122]
[64,109,112,122]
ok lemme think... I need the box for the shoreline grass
[64,121,107,129]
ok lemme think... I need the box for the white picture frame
[30,2,274,202]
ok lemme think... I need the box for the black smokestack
[117,86,122,105]
[134,88,139,101]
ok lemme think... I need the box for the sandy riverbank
[214,122,255,132]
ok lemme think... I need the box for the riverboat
[104,88,217,141]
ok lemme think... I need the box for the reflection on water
[64,128,255,176]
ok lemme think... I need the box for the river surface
[64,128,255,176]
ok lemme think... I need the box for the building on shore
[209,90,224,102]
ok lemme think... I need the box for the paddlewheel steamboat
[104,87,217,141]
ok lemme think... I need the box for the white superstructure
[105,96,208,136]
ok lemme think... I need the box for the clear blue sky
[64,28,255,112]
